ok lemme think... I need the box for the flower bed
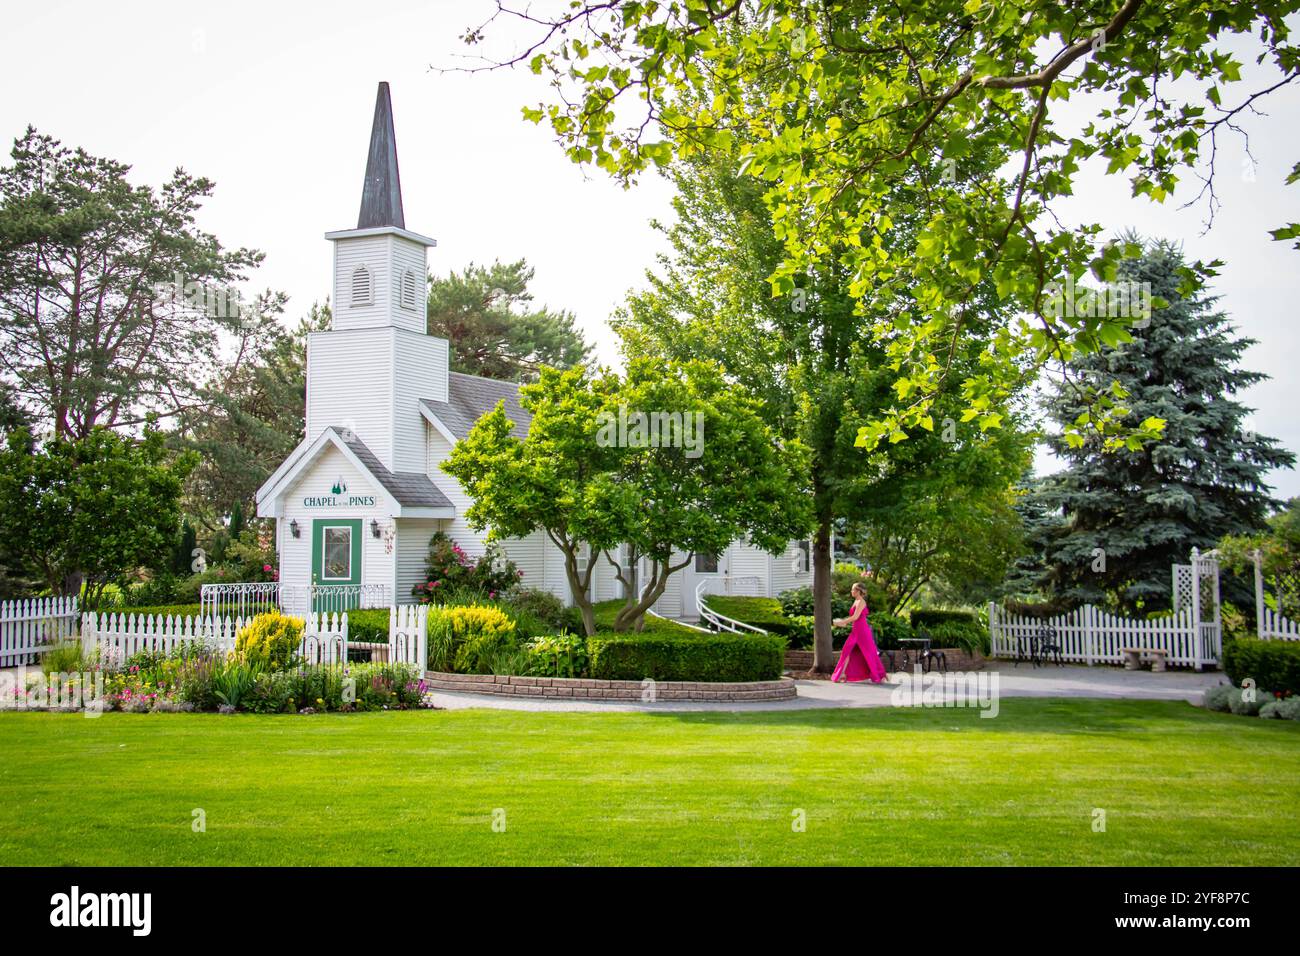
[8,612,435,715]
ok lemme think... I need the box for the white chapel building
[255,83,812,619]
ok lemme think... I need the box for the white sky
[2,0,1297,497]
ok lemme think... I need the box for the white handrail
[694,579,769,635]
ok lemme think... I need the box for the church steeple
[358,81,405,229]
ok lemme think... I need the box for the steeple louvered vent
[351,266,373,307]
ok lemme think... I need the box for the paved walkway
[427,665,1228,713]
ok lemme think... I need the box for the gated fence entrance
[989,548,1223,669]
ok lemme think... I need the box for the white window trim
[321,527,353,581]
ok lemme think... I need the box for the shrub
[587,632,784,682]
[919,620,991,655]
[41,641,91,676]
[779,587,850,619]
[1260,697,1300,720]
[525,634,589,678]
[1204,684,1236,712]
[346,608,389,644]
[411,532,520,603]
[910,609,978,629]
[212,660,259,710]
[235,612,305,670]
[502,587,570,634]
[429,604,518,673]
[1229,688,1276,717]
[867,611,912,650]
[1222,638,1300,696]
[101,604,204,621]
[246,671,298,714]
[348,663,425,710]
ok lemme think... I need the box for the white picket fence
[386,605,428,669]
[78,607,428,670]
[81,611,353,666]
[988,603,1220,669]
[0,596,80,666]
[1252,551,1300,641]
[1258,606,1300,641]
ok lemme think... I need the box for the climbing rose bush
[411,531,521,603]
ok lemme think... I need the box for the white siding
[768,539,813,597]
[503,530,547,593]
[395,518,439,605]
[306,328,395,468]
[388,236,428,335]
[729,540,772,592]
[425,424,490,557]
[392,329,448,472]
[333,236,392,331]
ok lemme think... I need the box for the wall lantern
[371,518,382,539]
[289,519,300,539]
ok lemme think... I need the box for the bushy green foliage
[425,603,519,673]
[345,609,390,644]
[867,612,913,650]
[587,632,784,682]
[235,611,304,670]
[1222,638,1300,696]
[1204,685,1235,713]
[910,609,977,629]
[504,587,578,635]
[1259,697,1300,720]
[105,603,204,620]
[411,532,521,603]
[523,634,589,678]
[1229,688,1276,717]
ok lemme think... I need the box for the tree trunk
[812,517,835,673]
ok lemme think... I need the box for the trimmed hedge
[102,603,204,620]
[587,631,785,682]
[910,609,978,629]
[1222,638,1300,696]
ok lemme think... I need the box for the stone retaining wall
[425,671,797,702]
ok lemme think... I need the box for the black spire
[357,82,405,229]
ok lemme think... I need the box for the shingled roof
[420,371,532,441]
[325,425,453,509]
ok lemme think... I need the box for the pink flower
[263,564,272,572]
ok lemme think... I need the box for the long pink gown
[831,601,887,683]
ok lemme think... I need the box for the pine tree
[1030,239,1294,613]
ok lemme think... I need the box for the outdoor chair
[1036,626,1064,666]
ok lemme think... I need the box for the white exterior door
[682,550,729,619]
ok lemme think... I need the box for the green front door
[312,519,362,613]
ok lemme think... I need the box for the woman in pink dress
[831,581,888,684]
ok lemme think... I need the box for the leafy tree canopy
[464,0,1299,449]
[0,127,270,439]
[427,259,592,381]
[0,426,196,606]
[443,359,811,634]
[1019,239,1293,613]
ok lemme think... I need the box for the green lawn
[1,698,1296,866]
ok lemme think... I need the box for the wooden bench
[1120,647,1169,672]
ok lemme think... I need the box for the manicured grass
[1,698,1296,866]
